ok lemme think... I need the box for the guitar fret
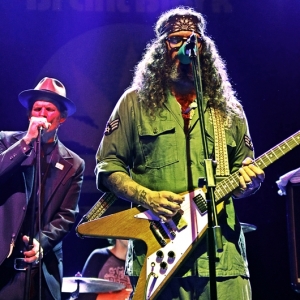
[274,146,286,158]
[262,152,276,165]
[221,180,231,195]
[256,160,265,168]
[292,135,300,144]
[215,173,239,201]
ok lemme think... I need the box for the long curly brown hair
[131,6,243,119]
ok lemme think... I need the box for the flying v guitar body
[77,189,224,300]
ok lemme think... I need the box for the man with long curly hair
[95,6,265,300]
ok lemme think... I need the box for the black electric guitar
[76,130,300,300]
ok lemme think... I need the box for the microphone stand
[186,34,223,300]
[24,129,43,300]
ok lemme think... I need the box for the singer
[94,6,264,300]
[0,77,85,299]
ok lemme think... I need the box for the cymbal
[240,222,257,233]
[62,277,125,293]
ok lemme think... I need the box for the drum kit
[62,275,131,300]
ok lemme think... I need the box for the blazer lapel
[41,141,73,209]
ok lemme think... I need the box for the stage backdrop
[1,1,300,299]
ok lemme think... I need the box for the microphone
[39,122,51,134]
[177,32,197,65]
[39,127,44,135]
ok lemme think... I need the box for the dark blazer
[0,131,85,300]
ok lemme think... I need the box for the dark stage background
[1,0,300,299]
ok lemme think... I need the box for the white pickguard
[134,189,208,299]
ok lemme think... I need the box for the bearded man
[94,6,264,300]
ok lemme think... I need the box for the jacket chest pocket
[138,121,179,169]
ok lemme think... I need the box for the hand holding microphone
[23,117,51,145]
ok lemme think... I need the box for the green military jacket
[96,87,255,278]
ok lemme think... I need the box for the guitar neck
[84,193,118,222]
[215,130,300,201]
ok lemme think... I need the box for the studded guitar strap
[209,107,230,177]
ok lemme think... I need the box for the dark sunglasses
[166,35,202,51]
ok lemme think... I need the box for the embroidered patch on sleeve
[104,118,120,136]
[244,134,254,151]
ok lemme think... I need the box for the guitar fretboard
[214,130,300,201]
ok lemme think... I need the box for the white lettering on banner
[26,0,232,13]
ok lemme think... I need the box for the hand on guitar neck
[232,157,265,198]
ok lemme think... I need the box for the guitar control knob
[167,250,176,263]
[156,250,164,259]
[168,251,175,259]
[160,261,168,270]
